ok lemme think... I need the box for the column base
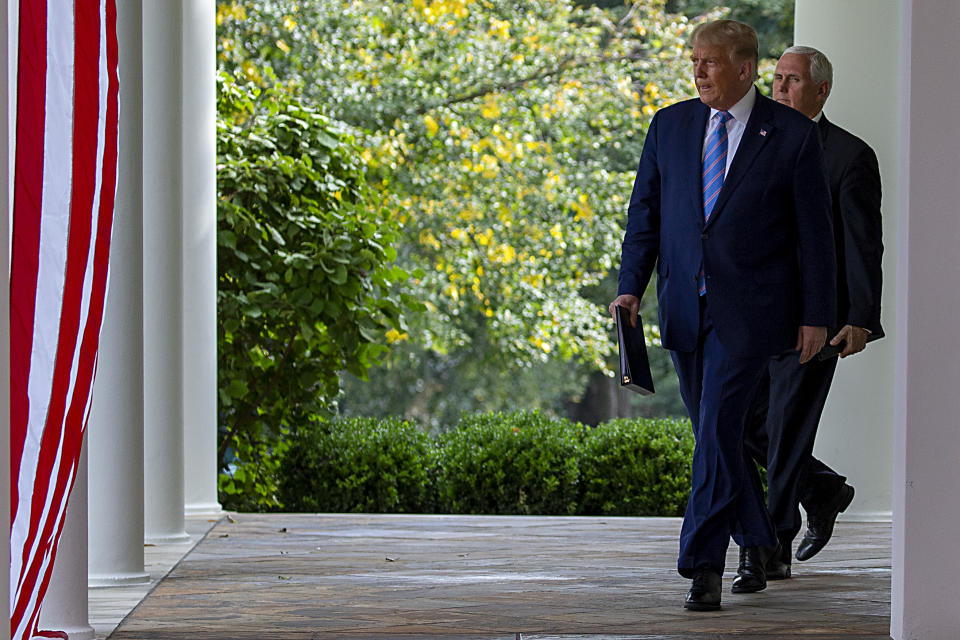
[39,625,94,640]
[144,531,192,544]
[184,501,224,517]
[841,510,893,522]
[89,571,151,587]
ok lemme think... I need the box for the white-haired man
[739,45,884,586]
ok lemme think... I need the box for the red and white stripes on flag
[9,1,119,638]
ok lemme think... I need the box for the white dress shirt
[702,85,757,174]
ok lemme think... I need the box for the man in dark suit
[608,21,836,610]
[742,45,884,581]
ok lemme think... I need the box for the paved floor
[109,514,892,640]
[89,516,218,638]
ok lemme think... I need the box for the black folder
[616,306,655,395]
[816,326,882,360]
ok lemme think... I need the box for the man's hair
[782,45,833,96]
[690,19,759,74]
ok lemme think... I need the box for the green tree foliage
[216,72,421,509]
[666,0,794,58]
[217,0,698,424]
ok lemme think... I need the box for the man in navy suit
[742,46,884,581]
[608,21,836,610]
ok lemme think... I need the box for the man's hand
[795,325,828,364]
[608,294,640,327]
[830,324,869,358]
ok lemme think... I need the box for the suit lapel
[685,102,711,220]
[705,93,775,228]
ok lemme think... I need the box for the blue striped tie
[698,110,732,296]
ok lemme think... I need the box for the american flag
[9,1,119,637]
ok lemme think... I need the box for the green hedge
[578,417,693,516]
[277,417,436,513]
[275,411,694,515]
[436,411,584,515]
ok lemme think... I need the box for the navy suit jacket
[618,91,837,358]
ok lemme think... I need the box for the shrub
[277,417,436,513]
[579,417,693,516]
[436,411,583,515]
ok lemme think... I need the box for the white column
[794,0,899,520]
[2,1,13,636]
[892,2,960,638]
[142,0,189,543]
[180,0,222,517]
[37,445,94,640]
[87,0,149,586]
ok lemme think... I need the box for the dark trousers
[743,350,848,546]
[670,298,776,578]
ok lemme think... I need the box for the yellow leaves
[240,60,263,86]
[542,171,562,203]
[356,48,375,65]
[419,230,441,249]
[569,193,593,221]
[481,94,501,119]
[522,273,544,288]
[416,0,471,25]
[474,228,493,246]
[530,335,552,353]
[488,18,511,40]
[549,224,563,240]
[361,148,376,168]
[489,244,517,265]
[479,153,499,178]
[644,82,660,100]
[457,207,481,222]
[423,114,439,137]
[450,227,468,242]
[386,328,409,344]
[276,39,291,54]
[216,3,246,26]
[642,104,656,116]
[282,15,297,31]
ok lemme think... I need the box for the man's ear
[817,80,831,98]
[739,60,755,82]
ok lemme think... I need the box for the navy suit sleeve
[793,123,837,327]
[838,146,884,333]
[618,113,662,298]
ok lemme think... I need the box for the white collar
[711,85,756,124]
[812,110,824,122]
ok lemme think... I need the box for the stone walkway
[110,514,891,639]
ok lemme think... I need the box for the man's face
[773,53,828,119]
[692,44,751,111]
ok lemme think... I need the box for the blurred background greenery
[215,0,794,508]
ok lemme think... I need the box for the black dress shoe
[731,544,778,593]
[765,542,792,580]
[684,568,722,611]
[795,484,855,561]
